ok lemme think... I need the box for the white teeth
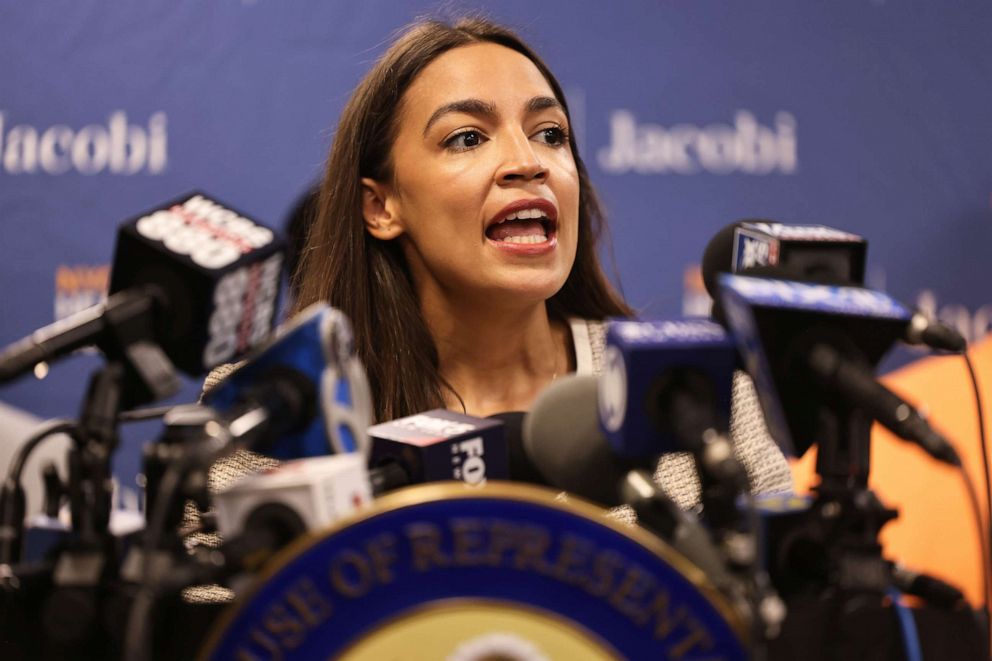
[502,234,546,244]
[499,207,548,223]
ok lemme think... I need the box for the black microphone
[701,220,867,297]
[891,563,967,609]
[367,409,508,495]
[903,310,967,353]
[600,319,749,531]
[523,375,738,581]
[0,192,284,399]
[701,220,965,352]
[806,343,960,466]
[522,374,648,507]
[600,319,744,480]
[717,273,959,467]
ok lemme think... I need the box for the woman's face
[363,42,580,309]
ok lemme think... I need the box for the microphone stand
[645,370,786,654]
[770,353,901,602]
[1,297,183,659]
[762,351,950,660]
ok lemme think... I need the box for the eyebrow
[422,96,564,137]
[526,96,563,114]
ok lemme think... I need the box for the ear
[361,177,404,240]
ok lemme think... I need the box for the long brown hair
[292,17,632,421]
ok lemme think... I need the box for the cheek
[400,197,482,256]
[550,150,580,202]
[395,187,484,280]
[557,171,581,239]
[394,163,489,235]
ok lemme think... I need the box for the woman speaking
[207,16,792,510]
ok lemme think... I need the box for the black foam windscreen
[700,221,748,299]
[523,374,644,507]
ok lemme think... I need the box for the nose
[495,133,548,185]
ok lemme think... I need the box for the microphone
[523,374,648,507]
[718,273,958,466]
[211,453,372,580]
[701,220,965,352]
[600,318,748,529]
[806,344,960,465]
[0,192,284,402]
[891,563,967,609]
[122,307,374,653]
[523,375,738,581]
[367,410,508,494]
[121,452,374,660]
[600,319,737,460]
[701,220,867,296]
[903,310,967,353]
[202,303,373,460]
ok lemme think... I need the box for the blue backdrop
[2,1,990,487]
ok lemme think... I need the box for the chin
[486,274,569,306]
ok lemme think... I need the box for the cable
[886,588,924,661]
[4,419,76,486]
[962,352,991,596]
[960,464,992,657]
[0,419,76,565]
[959,349,992,657]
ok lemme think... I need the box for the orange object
[789,336,992,607]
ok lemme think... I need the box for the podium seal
[201,482,748,660]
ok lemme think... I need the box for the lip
[485,198,559,256]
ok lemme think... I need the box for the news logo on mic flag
[109,191,284,374]
[731,222,866,284]
[368,410,507,486]
[204,303,373,459]
[0,192,285,396]
[600,319,736,458]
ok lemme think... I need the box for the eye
[534,125,569,147]
[443,129,487,152]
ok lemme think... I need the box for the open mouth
[485,204,557,246]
